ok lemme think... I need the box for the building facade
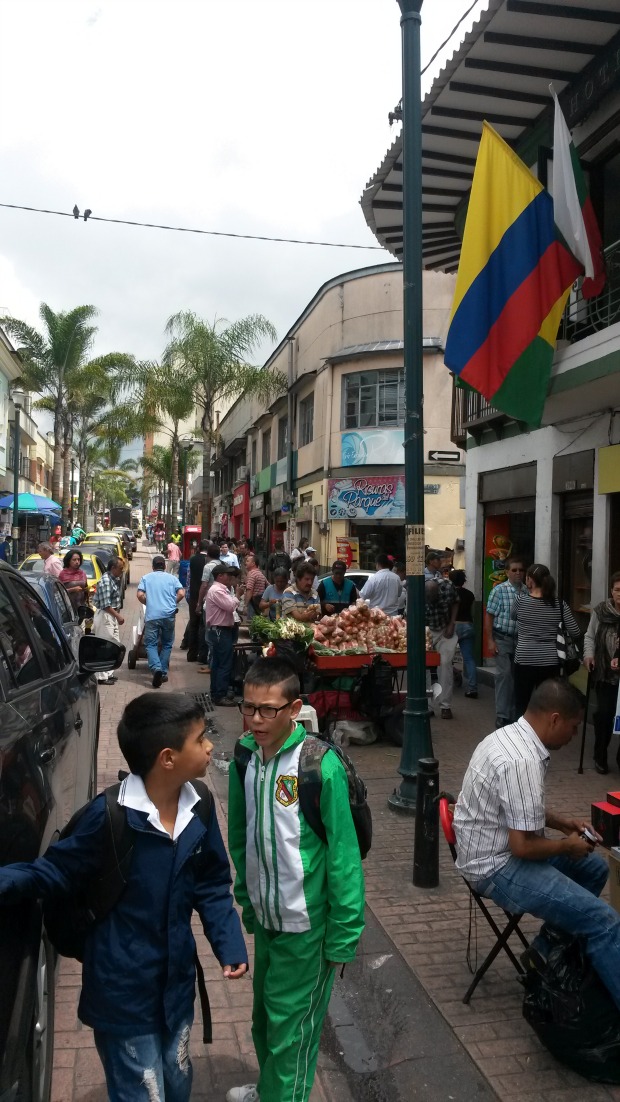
[211,263,463,569]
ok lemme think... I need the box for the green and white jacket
[228,723,365,963]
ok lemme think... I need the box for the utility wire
[421,0,484,76]
[0,201,384,251]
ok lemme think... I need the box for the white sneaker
[226,1088,258,1102]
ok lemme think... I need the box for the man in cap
[137,554,185,688]
[205,562,243,705]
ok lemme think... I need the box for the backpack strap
[188,778,215,1045]
[233,740,253,788]
[298,736,329,845]
[190,779,214,826]
[88,783,135,920]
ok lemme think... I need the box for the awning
[361,0,620,272]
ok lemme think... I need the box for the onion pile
[312,599,406,654]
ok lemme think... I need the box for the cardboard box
[607,791,620,809]
[608,848,620,915]
[591,801,620,847]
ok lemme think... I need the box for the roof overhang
[361,0,620,272]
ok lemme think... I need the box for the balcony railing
[559,237,620,343]
[451,384,505,445]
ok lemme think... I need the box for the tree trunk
[61,417,72,529]
[201,425,212,541]
[158,480,163,519]
[170,437,179,535]
[52,403,64,508]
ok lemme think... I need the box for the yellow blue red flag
[444,122,581,427]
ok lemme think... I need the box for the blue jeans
[475,852,620,1009]
[94,1018,193,1101]
[493,633,516,725]
[456,623,477,692]
[208,624,234,699]
[144,616,176,674]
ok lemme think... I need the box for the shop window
[299,395,314,446]
[342,369,405,429]
[261,429,271,470]
[277,418,288,460]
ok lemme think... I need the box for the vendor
[259,567,289,621]
[282,561,321,623]
[317,560,359,615]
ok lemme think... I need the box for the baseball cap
[306,546,317,554]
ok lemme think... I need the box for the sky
[0,0,485,380]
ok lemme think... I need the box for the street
[52,545,620,1102]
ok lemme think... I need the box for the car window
[19,558,45,574]
[50,580,76,626]
[80,560,96,578]
[6,575,70,676]
[0,586,45,689]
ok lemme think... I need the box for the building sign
[249,494,264,517]
[336,536,360,568]
[271,485,284,511]
[233,492,245,509]
[327,476,405,520]
[341,429,404,466]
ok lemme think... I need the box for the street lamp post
[388,0,433,815]
[11,393,24,566]
[180,437,195,530]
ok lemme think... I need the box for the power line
[0,201,384,251]
[421,0,484,76]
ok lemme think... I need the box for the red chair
[439,794,529,1004]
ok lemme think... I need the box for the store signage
[327,476,405,520]
[336,536,360,569]
[271,485,284,510]
[249,494,264,517]
[424,484,440,495]
[341,429,404,466]
[233,492,245,508]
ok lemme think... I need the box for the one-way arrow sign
[428,449,460,462]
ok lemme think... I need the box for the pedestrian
[453,678,620,1011]
[282,561,322,622]
[196,543,224,673]
[154,521,166,553]
[290,537,310,567]
[91,557,125,685]
[166,538,181,576]
[243,553,267,620]
[511,563,581,717]
[317,560,359,615]
[204,563,242,705]
[58,525,77,551]
[266,539,291,583]
[485,557,525,727]
[393,562,407,615]
[0,534,11,562]
[424,551,442,581]
[184,539,211,661]
[258,567,289,621]
[450,569,478,699]
[219,541,240,569]
[306,555,320,592]
[58,549,89,613]
[226,657,365,1102]
[137,554,185,688]
[360,553,403,615]
[424,577,460,719]
[583,571,620,774]
[37,540,63,578]
[0,692,248,1101]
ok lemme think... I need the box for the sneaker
[440,707,453,720]
[161,673,168,683]
[197,666,211,674]
[226,1087,258,1102]
[464,691,478,699]
[594,761,608,775]
[213,698,236,707]
[152,670,163,689]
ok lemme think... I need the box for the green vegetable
[250,615,314,647]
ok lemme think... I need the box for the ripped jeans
[94,1018,193,1102]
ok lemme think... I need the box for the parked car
[81,535,130,591]
[113,526,137,554]
[317,569,375,592]
[0,560,124,1102]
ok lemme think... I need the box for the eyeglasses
[238,702,292,720]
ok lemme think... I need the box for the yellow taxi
[18,551,105,630]
[82,532,131,587]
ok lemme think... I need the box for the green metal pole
[11,405,20,566]
[388,0,433,815]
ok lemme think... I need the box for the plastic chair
[439,794,529,1004]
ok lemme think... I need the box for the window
[299,395,314,446]
[7,576,69,675]
[0,587,44,689]
[277,418,288,460]
[342,369,405,429]
[261,429,271,470]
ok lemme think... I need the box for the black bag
[234,734,372,859]
[522,929,620,1083]
[350,655,395,718]
[556,596,582,676]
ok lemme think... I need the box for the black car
[0,561,124,1102]
[113,526,137,555]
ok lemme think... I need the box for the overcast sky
[0,0,485,372]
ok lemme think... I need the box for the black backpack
[43,779,215,1042]
[234,735,372,859]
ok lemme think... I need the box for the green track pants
[252,921,335,1102]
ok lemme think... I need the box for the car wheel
[19,933,55,1102]
[127,648,137,670]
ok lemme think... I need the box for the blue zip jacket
[0,790,247,1036]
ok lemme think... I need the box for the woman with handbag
[584,572,620,774]
[511,564,581,717]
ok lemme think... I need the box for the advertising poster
[482,515,512,658]
[341,429,404,466]
[327,476,405,520]
[336,536,360,568]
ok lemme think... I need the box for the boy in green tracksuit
[227,657,365,1102]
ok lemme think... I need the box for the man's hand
[324,603,335,614]
[222,963,248,979]
[117,614,125,626]
[444,623,455,639]
[564,831,595,860]
[584,656,595,673]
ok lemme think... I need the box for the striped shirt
[282,584,320,618]
[511,591,580,666]
[486,579,521,637]
[454,718,549,883]
[92,571,121,612]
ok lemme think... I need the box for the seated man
[454,679,620,1010]
[317,560,359,615]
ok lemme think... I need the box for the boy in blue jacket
[0,693,248,1102]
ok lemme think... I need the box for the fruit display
[311,600,406,655]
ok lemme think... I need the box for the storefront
[327,474,405,569]
[554,450,594,635]
[249,493,266,561]
[268,486,288,552]
[232,482,249,543]
[480,464,536,658]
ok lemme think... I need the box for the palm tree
[163,312,284,538]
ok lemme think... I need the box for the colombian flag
[445,122,581,427]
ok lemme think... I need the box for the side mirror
[78,634,125,673]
